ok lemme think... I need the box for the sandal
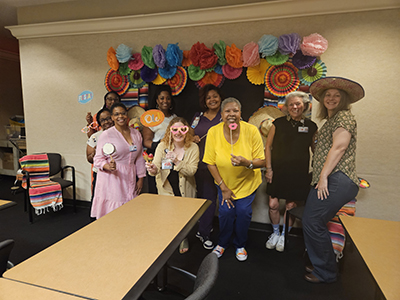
[179,238,189,254]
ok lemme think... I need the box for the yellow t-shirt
[203,121,265,199]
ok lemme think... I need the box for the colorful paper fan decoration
[152,73,166,85]
[188,64,206,81]
[222,64,242,80]
[195,71,225,89]
[247,59,270,85]
[266,51,289,66]
[298,60,327,86]
[104,69,130,96]
[128,53,144,71]
[358,177,370,189]
[265,62,300,97]
[167,66,187,96]
[128,70,146,89]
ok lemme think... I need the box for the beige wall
[16,8,400,222]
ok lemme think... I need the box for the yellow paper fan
[247,59,271,85]
[152,73,166,85]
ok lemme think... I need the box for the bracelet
[217,179,223,186]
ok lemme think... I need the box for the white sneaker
[212,245,225,258]
[276,235,285,252]
[266,232,280,249]
[236,247,248,261]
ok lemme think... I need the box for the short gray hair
[284,91,310,112]
[221,97,242,112]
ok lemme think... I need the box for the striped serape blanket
[19,154,63,215]
[328,199,356,261]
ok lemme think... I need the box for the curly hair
[161,117,194,150]
[199,84,224,112]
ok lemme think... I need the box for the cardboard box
[2,153,14,170]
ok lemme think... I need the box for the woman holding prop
[145,117,199,253]
[91,103,146,219]
[191,84,223,249]
[142,85,177,193]
[203,98,265,261]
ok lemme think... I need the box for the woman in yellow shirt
[203,98,265,261]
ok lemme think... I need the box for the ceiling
[0,0,75,40]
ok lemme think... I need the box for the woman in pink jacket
[91,103,146,219]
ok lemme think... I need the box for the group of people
[85,76,365,284]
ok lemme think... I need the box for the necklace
[289,118,304,128]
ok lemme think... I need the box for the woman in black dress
[265,91,317,252]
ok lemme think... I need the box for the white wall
[15,8,400,222]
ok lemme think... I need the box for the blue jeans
[303,171,358,282]
[217,187,256,249]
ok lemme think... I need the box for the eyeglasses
[112,111,127,117]
[170,126,189,135]
[106,97,119,102]
[99,116,112,124]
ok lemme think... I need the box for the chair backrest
[0,239,14,277]
[19,154,50,188]
[47,153,62,176]
[185,252,219,300]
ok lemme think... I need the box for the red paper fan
[104,69,130,96]
[265,62,300,97]
[195,71,225,89]
[167,66,187,96]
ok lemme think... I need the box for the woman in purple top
[191,84,223,249]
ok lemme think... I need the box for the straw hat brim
[310,77,364,103]
[248,106,285,144]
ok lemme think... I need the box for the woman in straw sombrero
[303,77,364,283]
[265,92,317,252]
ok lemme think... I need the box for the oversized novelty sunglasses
[170,126,189,135]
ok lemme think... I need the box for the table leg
[156,265,167,291]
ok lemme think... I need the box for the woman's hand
[145,162,158,175]
[103,157,116,171]
[193,135,201,144]
[315,176,329,200]
[230,154,248,167]
[220,185,236,209]
[136,177,144,194]
[265,168,273,183]
[86,112,93,125]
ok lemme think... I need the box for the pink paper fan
[222,64,242,80]
[128,53,144,70]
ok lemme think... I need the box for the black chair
[0,239,14,277]
[47,153,76,213]
[284,205,305,249]
[23,153,76,222]
[148,252,219,300]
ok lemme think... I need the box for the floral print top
[311,110,358,186]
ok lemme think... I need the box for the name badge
[191,116,200,129]
[129,145,137,152]
[298,126,309,133]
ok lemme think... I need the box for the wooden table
[4,194,210,300]
[0,278,88,300]
[340,216,400,300]
[0,200,16,211]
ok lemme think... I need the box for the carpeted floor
[0,175,380,300]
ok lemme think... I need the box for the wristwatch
[246,161,253,169]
